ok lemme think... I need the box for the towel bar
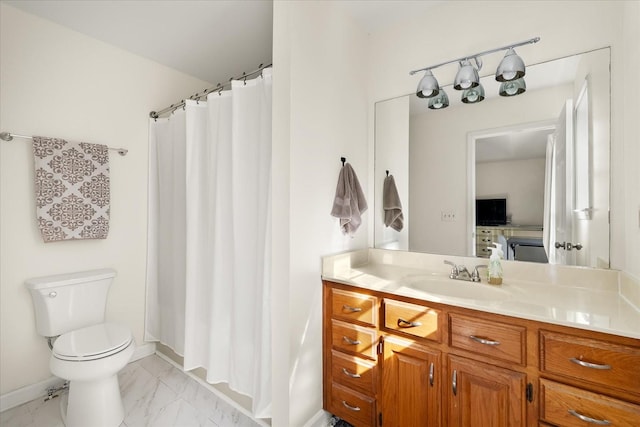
[1,132,128,156]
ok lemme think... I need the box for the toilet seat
[53,322,132,361]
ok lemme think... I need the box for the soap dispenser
[488,244,503,285]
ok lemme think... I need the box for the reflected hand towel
[32,136,110,242]
[383,174,404,231]
[331,163,368,236]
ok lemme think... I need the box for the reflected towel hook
[341,157,346,167]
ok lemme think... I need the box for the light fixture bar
[409,37,540,75]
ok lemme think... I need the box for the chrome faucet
[444,260,487,282]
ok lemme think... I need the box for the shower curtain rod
[0,132,128,156]
[149,63,272,119]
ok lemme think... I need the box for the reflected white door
[552,100,575,265]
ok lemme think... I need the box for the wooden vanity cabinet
[380,298,443,427]
[448,354,527,427]
[322,280,640,427]
[324,285,380,427]
[538,330,640,426]
[381,335,441,427]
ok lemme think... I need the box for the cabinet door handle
[429,362,434,387]
[397,318,422,328]
[342,304,362,313]
[568,409,611,425]
[342,367,361,379]
[342,401,361,412]
[569,357,611,370]
[469,335,500,346]
[342,336,361,345]
[452,369,457,396]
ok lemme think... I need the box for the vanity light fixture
[461,84,485,104]
[428,88,449,109]
[496,48,526,82]
[410,37,539,107]
[416,70,440,98]
[453,58,482,90]
[499,78,526,96]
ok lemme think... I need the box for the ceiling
[5,0,444,87]
[4,0,274,85]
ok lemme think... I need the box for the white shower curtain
[146,69,272,418]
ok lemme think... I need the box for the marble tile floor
[0,354,264,427]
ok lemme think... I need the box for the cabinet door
[448,355,526,427]
[381,336,441,427]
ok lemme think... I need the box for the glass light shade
[499,78,526,96]
[496,48,526,82]
[416,70,440,98]
[453,60,480,90]
[428,89,449,109]
[461,84,485,104]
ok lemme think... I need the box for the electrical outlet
[441,210,456,222]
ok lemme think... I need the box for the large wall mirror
[374,47,610,268]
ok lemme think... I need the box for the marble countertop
[322,249,640,340]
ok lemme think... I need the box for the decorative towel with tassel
[383,174,404,231]
[32,136,110,242]
[331,162,368,236]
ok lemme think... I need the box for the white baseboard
[0,376,65,413]
[0,342,157,413]
[130,342,156,362]
[304,409,332,427]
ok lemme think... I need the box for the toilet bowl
[51,323,134,427]
[25,269,134,427]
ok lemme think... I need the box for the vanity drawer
[331,288,377,327]
[476,245,492,258]
[540,330,640,395]
[329,382,376,427]
[331,350,377,395]
[332,319,378,360]
[540,379,640,426]
[449,313,526,365]
[383,299,442,342]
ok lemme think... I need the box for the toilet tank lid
[25,268,117,290]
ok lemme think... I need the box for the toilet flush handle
[48,291,57,298]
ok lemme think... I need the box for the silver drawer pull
[342,401,361,412]
[342,367,361,379]
[469,335,500,346]
[452,369,457,396]
[343,336,361,346]
[569,357,612,370]
[568,409,611,425]
[429,362,434,387]
[342,304,362,313]
[397,318,422,328]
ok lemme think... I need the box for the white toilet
[25,269,134,427]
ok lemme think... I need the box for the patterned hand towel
[33,136,110,242]
[330,163,368,236]
[383,174,404,231]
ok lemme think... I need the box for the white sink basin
[389,275,512,302]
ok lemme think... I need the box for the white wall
[271,2,369,425]
[368,0,637,273]
[476,158,546,225]
[0,4,210,395]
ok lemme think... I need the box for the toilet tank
[25,269,117,337]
